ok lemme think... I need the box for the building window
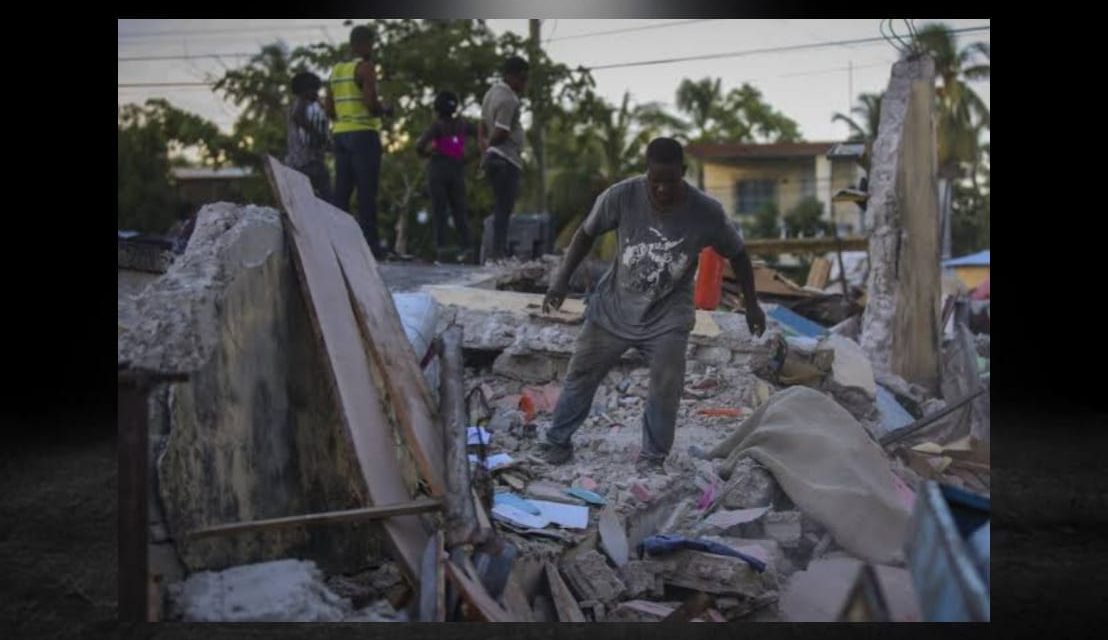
[734,180,777,215]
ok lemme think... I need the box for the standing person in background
[325,25,392,258]
[478,56,528,262]
[416,91,478,264]
[285,71,332,201]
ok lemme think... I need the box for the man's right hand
[542,282,567,314]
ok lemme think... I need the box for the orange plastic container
[694,247,725,310]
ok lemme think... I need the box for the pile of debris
[120,57,990,622]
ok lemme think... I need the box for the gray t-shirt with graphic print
[582,175,745,341]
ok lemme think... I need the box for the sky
[117,18,990,143]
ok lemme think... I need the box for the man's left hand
[745,304,767,337]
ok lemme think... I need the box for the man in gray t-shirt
[540,138,766,472]
[478,56,529,262]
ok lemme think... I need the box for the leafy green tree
[743,201,781,240]
[783,196,828,238]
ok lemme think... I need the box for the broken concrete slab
[654,550,775,598]
[699,507,769,536]
[618,560,665,599]
[763,511,803,549]
[605,599,686,622]
[559,550,627,606]
[126,203,385,573]
[860,56,942,394]
[166,559,351,622]
[493,352,565,384]
[780,557,921,622]
[820,334,878,421]
[719,457,778,509]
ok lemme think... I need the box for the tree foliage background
[118,20,988,260]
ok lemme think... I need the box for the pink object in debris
[630,483,653,503]
[576,476,599,492]
[696,481,719,511]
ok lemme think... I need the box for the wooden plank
[327,205,446,497]
[419,531,445,622]
[186,498,442,539]
[440,327,478,547]
[445,560,513,622]
[743,236,868,256]
[545,561,586,622]
[501,573,535,622]
[265,156,427,581]
[806,257,832,290]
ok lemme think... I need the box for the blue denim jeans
[546,320,690,460]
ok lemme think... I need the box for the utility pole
[529,18,547,213]
[848,59,854,115]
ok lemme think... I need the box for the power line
[119,19,719,63]
[118,21,344,40]
[585,25,990,71]
[118,51,254,61]
[114,59,895,91]
[118,82,213,88]
[547,19,715,42]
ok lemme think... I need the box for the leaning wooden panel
[326,206,446,497]
[265,156,426,580]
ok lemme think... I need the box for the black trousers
[428,156,471,252]
[484,154,520,260]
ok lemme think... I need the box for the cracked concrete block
[764,511,803,549]
[618,560,665,599]
[721,457,778,509]
[560,550,626,605]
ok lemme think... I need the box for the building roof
[942,250,990,268]
[686,141,849,161]
[171,166,254,180]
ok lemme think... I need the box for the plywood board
[545,561,586,622]
[424,285,722,338]
[326,198,446,497]
[265,157,426,580]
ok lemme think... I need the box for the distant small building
[687,141,867,234]
[171,166,255,214]
[942,249,990,290]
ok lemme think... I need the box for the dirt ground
[0,416,117,639]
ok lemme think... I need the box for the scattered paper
[468,453,514,471]
[529,499,589,530]
[492,503,550,530]
[467,426,493,446]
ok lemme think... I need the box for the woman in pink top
[417,91,478,263]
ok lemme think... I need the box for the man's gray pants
[545,319,689,461]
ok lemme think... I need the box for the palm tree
[911,22,990,258]
[832,92,884,143]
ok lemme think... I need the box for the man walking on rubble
[539,137,766,474]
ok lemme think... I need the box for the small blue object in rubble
[640,533,767,573]
[767,306,828,338]
[565,487,607,506]
[493,492,542,516]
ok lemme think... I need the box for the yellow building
[687,141,867,234]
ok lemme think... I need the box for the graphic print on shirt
[620,227,689,296]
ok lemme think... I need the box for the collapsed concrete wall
[119,203,384,574]
[861,56,942,394]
